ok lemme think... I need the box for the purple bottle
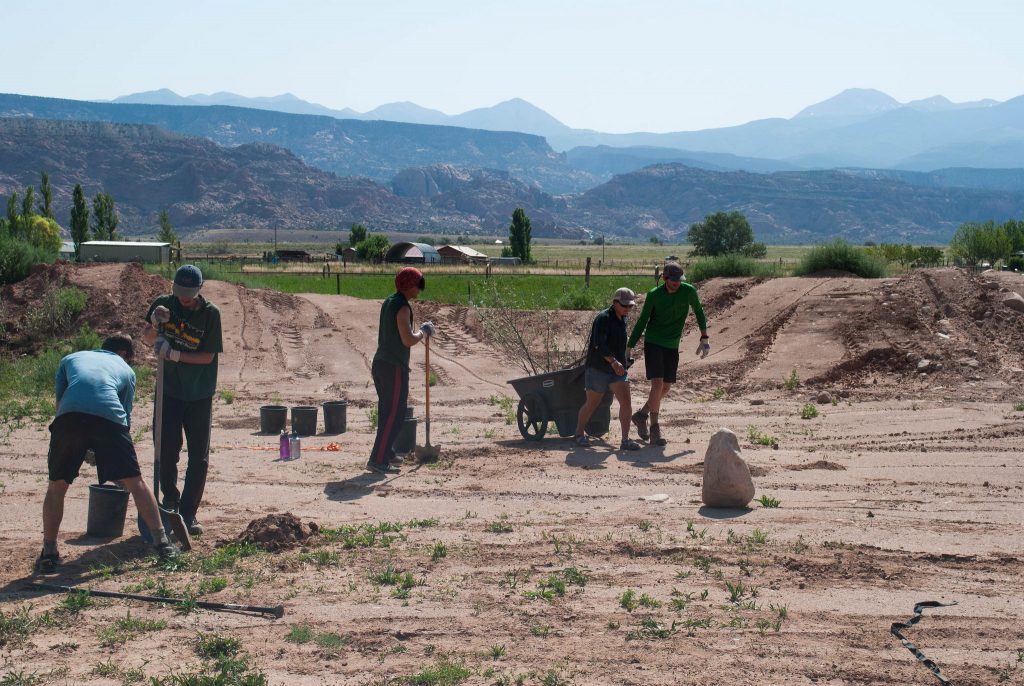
[279,429,290,460]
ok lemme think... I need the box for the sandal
[573,434,591,447]
[619,438,642,451]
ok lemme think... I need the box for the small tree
[950,221,1012,265]
[508,208,532,263]
[356,234,390,263]
[21,186,35,222]
[349,222,367,247]
[687,211,755,257]
[28,216,62,253]
[92,192,120,241]
[157,209,177,244]
[6,191,19,237]
[39,171,54,219]
[70,184,90,259]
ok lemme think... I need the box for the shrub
[687,254,779,282]
[557,288,601,311]
[793,240,888,278]
[20,287,88,340]
[0,235,55,285]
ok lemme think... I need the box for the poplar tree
[508,208,532,263]
[70,184,90,259]
[39,171,54,219]
[158,209,177,244]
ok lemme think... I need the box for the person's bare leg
[609,380,633,440]
[575,389,606,437]
[42,480,71,552]
[649,382,673,445]
[117,476,162,533]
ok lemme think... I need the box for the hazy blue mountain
[792,88,901,121]
[361,101,450,126]
[449,98,575,138]
[568,163,1024,244]
[904,95,999,112]
[0,93,594,193]
[112,89,361,118]
[565,144,802,179]
[4,115,1021,244]
[840,167,1024,192]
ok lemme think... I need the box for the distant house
[276,249,312,262]
[59,240,76,261]
[489,256,522,267]
[384,242,441,264]
[81,240,170,264]
[437,245,488,264]
[339,247,358,263]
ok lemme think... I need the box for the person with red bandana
[367,267,435,474]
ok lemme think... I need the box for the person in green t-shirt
[367,267,436,475]
[143,264,223,535]
[626,262,709,446]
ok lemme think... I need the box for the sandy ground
[1,264,1023,685]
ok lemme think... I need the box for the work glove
[696,336,710,359]
[150,306,170,327]
[419,321,436,338]
[153,338,181,362]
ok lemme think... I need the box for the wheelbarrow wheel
[517,393,548,441]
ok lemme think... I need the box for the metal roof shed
[81,241,171,264]
[385,242,441,264]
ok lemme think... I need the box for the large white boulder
[701,428,755,508]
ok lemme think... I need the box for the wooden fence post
[585,257,591,289]
[336,273,340,295]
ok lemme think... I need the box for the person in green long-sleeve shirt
[626,262,709,446]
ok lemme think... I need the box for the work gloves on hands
[419,321,436,339]
[150,306,170,327]
[153,339,181,362]
[696,336,710,359]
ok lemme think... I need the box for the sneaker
[573,434,591,447]
[650,424,668,446]
[187,519,204,536]
[153,542,180,561]
[34,552,60,574]
[631,412,650,441]
[620,438,642,451]
[366,461,400,474]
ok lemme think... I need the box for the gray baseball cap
[663,262,685,282]
[172,264,203,298]
[613,287,637,306]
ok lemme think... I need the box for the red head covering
[395,266,425,291]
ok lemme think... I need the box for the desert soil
[1,263,1023,685]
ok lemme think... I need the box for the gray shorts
[584,367,628,393]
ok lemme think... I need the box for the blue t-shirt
[55,350,136,427]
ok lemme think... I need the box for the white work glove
[419,321,436,338]
[153,339,181,362]
[150,306,170,327]
[696,336,710,358]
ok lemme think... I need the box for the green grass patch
[687,254,781,282]
[195,632,241,660]
[98,611,167,647]
[404,658,472,685]
[0,606,53,648]
[793,239,889,278]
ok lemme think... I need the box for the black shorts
[48,412,141,484]
[643,343,680,383]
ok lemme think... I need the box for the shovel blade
[137,507,192,551]
[414,443,441,462]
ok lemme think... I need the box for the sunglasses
[615,301,635,308]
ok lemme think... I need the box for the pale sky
[3,0,1022,133]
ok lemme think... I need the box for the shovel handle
[424,335,431,445]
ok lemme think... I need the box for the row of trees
[864,243,945,266]
[948,219,1024,266]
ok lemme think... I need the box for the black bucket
[322,401,347,434]
[87,484,130,538]
[291,406,318,436]
[259,405,288,434]
[392,407,417,454]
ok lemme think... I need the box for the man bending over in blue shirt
[36,334,177,573]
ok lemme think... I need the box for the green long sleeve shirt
[627,282,707,350]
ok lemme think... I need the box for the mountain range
[3,117,1022,244]
[109,87,1024,171]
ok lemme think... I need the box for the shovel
[139,345,192,551]
[414,335,441,462]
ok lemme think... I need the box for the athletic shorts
[584,367,628,393]
[643,342,680,383]
[47,412,141,484]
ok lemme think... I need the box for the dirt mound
[1,262,169,354]
[787,460,847,471]
[234,513,319,551]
